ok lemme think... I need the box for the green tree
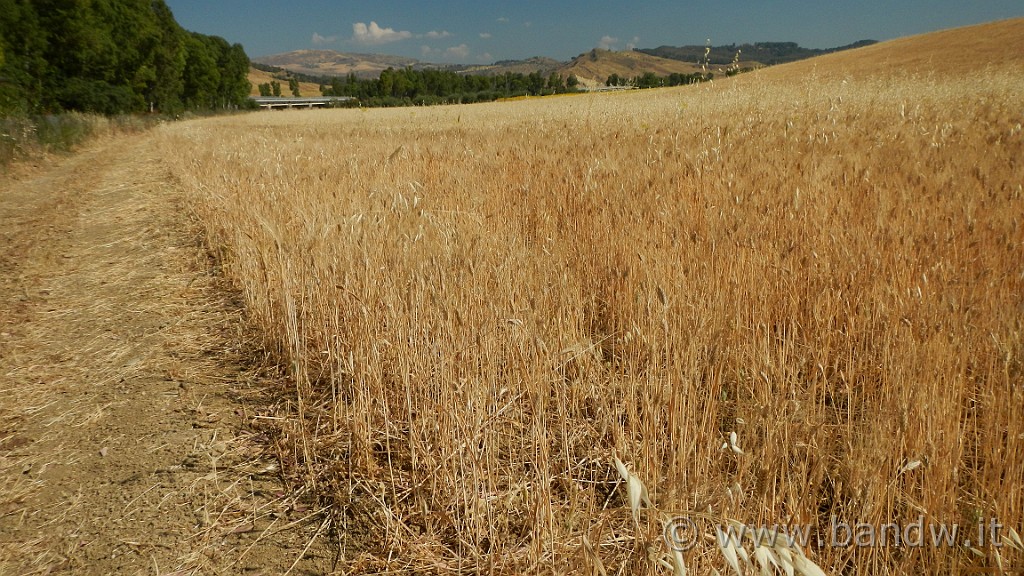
[181,33,219,109]
[526,71,545,95]
[218,41,251,107]
[146,0,186,114]
[271,80,281,97]
[0,0,49,113]
[0,0,251,114]
[288,76,300,97]
[546,72,565,93]
[634,72,662,89]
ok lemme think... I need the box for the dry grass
[0,137,329,574]
[247,67,323,97]
[762,17,1024,80]
[160,22,1023,575]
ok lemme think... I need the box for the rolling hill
[749,16,1024,82]
[554,48,761,87]
[247,66,323,97]
[640,39,876,66]
[457,57,563,78]
[251,38,878,88]
[246,17,1024,94]
[253,50,421,78]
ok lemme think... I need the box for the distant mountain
[253,39,878,85]
[639,40,877,67]
[253,50,423,79]
[455,57,564,77]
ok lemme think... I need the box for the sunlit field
[160,20,1023,575]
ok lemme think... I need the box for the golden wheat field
[158,20,1024,575]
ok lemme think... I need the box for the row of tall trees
[256,79,300,97]
[321,67,580,107]
[0,0,251,115]
[607,71,712,88]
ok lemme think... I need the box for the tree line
[260,63,723,109]
[255,78,300,98]
[0,0,252,115]
[606,71,714,89]
[318,67,581,107]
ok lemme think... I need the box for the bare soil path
[0,136,329,575]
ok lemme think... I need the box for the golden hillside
[254,49,421,78]
[756,16,1024,81]
[557,48,759,86]
[247,67,322,97]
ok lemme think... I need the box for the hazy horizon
[164,1,1023,64]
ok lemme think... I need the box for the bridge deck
[250,96,354,109]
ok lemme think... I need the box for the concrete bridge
[250,96,354,110]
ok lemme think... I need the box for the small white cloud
[444,43,471,60]
[626,36,640,50]
[424,43,487,62]
[351,21,413,45]
[598,35,619,50]
[312,32,337,45]
[497,17,509,23]
[479,32,492,39]
[425,30,451,39]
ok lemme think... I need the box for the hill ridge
[252,38,881,82]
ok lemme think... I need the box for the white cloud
[445,44,471,60]
[497,17,509,23]
[423,43,487,63]
[351,21,413,45]
[312,32,337,45]
[598,35,619,50]
[479,32,492,39]
[626,36,640,50]
[425,30,451,39]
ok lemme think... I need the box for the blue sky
[164,1,1024,63]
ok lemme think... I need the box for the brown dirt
[0,136,332,575]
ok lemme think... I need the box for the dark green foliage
[319,66,580,107]
[633,72,662,89]
[182,33,221,109]
[0,0,251,115]
[607,71,708,89]
[56,78,139,114]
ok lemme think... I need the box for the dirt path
[0,136,329,575]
